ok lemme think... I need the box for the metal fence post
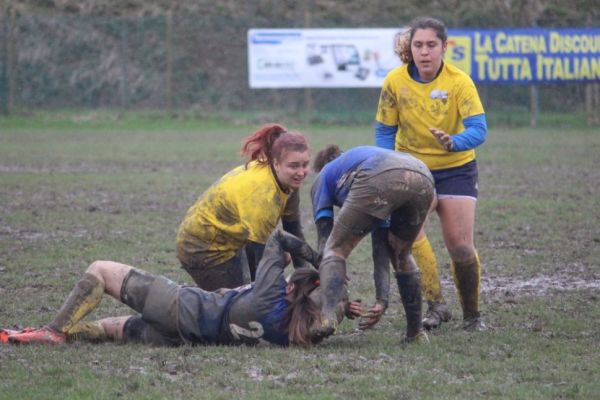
[303,0,314,125]
[119,17,130,112]
[529,84,539,128]
[0,5,15,115]
[165,11,173,112]
[0,7,7,115]
[586,83,599,126]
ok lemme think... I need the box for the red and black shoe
[1,327,36,344]
[7,326,66,345]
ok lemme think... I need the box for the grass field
[1,112,599,399]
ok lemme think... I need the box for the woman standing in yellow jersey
[176,124,311,291]
[374,17,488,331]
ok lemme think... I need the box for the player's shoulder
[384,65,409,81]
[443,62,474,81]
[229,162,269,180]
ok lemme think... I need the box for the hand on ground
[358,302,386,330]
[345,299,363,320]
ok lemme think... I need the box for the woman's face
[410,28,446,81]
[273,149,310,190]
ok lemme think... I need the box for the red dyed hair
[241,123,308,166]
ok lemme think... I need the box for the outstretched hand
[358,302,386,330]
[345,299,364,320]
[429,128,453,151]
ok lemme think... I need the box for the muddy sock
[451,254,481,320]
[48,273,104,333]
[396,271,424,338]
[412,236,444,304]
[371,228,391,308]
[319,255,347,320]
[67,320,107,342]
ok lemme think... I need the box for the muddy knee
[86,260,108,279]
[448,245,476,264]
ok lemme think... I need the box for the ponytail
[283,267,321,347]
[241,123,309,167]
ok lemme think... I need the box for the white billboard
[247,28,404,88]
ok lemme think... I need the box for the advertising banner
[248,28,600,87]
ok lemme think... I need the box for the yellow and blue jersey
[177,161,294,267]
[375,62,485,170]
[311,146,431,221]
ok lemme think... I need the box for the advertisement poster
[248,29,404,88]
[248,28,600,87]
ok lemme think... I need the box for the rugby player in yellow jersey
[374,17,488,331]
[176,124,311,291]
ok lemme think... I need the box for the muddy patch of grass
[1,117,599,399]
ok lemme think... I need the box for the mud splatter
[481,275,600,295]
[440,273,600,298]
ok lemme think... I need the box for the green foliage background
[1,0,598,116]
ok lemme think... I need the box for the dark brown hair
[283,267,322,347]
[241,123,309,167]
[394,17,448,64]
[312,144,342,173]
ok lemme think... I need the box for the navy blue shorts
[431,160,478,200]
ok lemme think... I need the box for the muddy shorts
[339,168,435,241]
[120,269,184,346]
[431,160,478,200]
[344,168,433,219]
[177,233,250,291]
[177,243,251,291]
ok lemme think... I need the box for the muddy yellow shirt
[177,161,296,268]
[375,63,484,170]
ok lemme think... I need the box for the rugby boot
[1,327,35,344]
[8,326,66,345]
[463,316,487,332]
[309,315,336,344]
[422,301,452,330]
[402,330,430,345]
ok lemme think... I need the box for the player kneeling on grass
[1,230,362,348]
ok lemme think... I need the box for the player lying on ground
[2,230,362,347]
